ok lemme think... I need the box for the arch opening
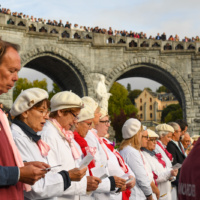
[23,55,88,97]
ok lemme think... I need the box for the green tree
[127,83,131,93]
[161,104,182,122]
[13,78,48,101]
[128,89,142,105]
[108,82,138,118]
[49,82,61,99]
[144,87,152,92]
[156,85,170,93]
[164,108,183,123]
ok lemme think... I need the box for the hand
[113,176,126,188]
[154,186,160,199]
[19,164,48,185]
[171,169,178,177]
[86,176,101,191]
[126,175,135,189]
[68,167,87,181]
[24,161,50,169]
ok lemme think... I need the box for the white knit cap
[78,107,94,122]
[10,88,48,116]
[100,108,108,119]
[155,123,174,133]
[147,129,159,138]
[122,118,141,139]
[82,96,98,113]
[51,91,83,112]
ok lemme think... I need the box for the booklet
[91,165,108,180]
[79,153,94,169]
[172,163,182,170]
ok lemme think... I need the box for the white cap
[10,88,48,116]
[147,129,159,138]
[78,107,94,122]
[51,91,83,112]
[155,123,174,133]
[100,108,108,119]
[122,118,141,139]
[82,96,98,113]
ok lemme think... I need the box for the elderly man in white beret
[10,88,87,200]
[41,91,101,200]
[83,97,126,200]
[141,129,178,200]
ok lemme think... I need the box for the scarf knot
[157,141,173,161]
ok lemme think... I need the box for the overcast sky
[2,0,199,91]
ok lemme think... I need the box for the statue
[96,75,112,112]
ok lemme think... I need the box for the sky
[2,0,200,91]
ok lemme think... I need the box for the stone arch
[20,45,94,97]
[106,56,192,120]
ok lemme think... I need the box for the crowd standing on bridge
[0,23,200,200]
[1,6,200,43]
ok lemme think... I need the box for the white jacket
[11,123,65,200]
[41,120,87,200]
[142,151,172,200]
[120,146,152,200]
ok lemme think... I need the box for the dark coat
[167,141,186,187]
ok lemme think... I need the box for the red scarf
[157,141,173,161]
[102,138,131,200]
[152,171,158,186]
[73,131,96,175]
[155,153,166,168]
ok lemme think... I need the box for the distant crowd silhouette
[2,6,200,42]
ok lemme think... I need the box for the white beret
[82,96,98,113]
[192,135,200,141]
[51,91,83,112]
[147,129,159,138]
[122,118,141,139]
[78,107,94,122]
[100,108,108,119]
[10,88,48,116]
[156,123,174,133]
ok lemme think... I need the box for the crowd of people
[1,6,200,42]
[0,38,200,200]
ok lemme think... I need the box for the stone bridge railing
[1,13,200,53]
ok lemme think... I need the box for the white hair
[167,122,180,131]
[181,132,190,141]
[155,130,169,138]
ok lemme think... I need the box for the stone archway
[106,56,193,121]
[20,45,94,97]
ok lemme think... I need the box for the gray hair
[181,132,190,141]
[167,122,180,131]
[155,130,169,138]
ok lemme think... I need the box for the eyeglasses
[99,120,111,125]
[83,121,92,127]
[69,111,79,120]
[34,109,50,117]
[142,136,149,139]
[149,138,158,143]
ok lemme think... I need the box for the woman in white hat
[40,91,101,200]
[10,88,86,200]
[119,118,153,200]
[95,108,136,200]
[83,97,126,200]
[141,129,178,200]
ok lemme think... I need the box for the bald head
[181,133,191,149]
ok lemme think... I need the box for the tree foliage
[13,78,48,101]
[161,104,182,122]
[127,83,131,93]
[128,89,142,105]
[156,85,171,93]
[49,82,61,99]
[144,87,152,92]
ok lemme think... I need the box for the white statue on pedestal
[96,75,112,112]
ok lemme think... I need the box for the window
[150,98,152,102]
[150,105,152,110]
[150,113,152,118]
[140,98,142,103]
[140,114,143,119]
[140,106,142,111]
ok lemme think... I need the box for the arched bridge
[0,13,200,135]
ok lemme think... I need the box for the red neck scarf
[155,153,166,168]
[102,138,131,200]
[157,141,173,161]
[73,131,96,175]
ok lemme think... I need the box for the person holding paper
[10,88,87,200]
[141,129,178,200]
[95,108,136,200]
[119,118,153,200]
[41,91,101,200]
[83,96,126,200]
